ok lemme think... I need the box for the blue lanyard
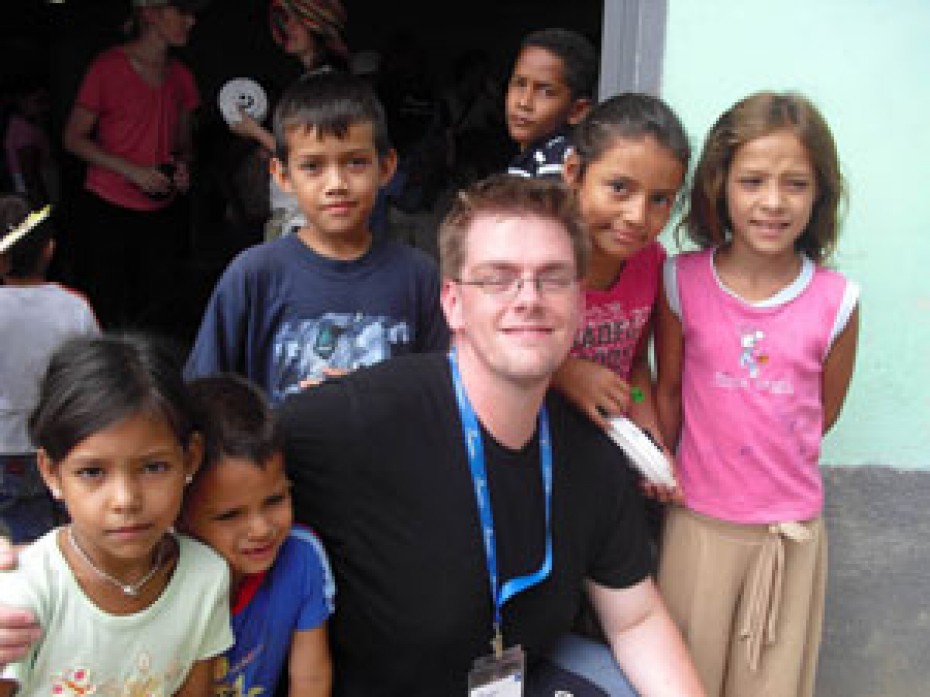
[448,350,553,643]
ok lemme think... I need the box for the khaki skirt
[657,506,826,697]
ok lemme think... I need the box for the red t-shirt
[75,46,199,211]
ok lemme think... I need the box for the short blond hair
[438,174,588,280]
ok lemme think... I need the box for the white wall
[659,0,930,468]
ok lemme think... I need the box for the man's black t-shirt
[278,352,651,696]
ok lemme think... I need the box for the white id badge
[468,645,525,696]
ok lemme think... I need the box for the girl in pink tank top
[655,92,860,697]
[551,94,689,468]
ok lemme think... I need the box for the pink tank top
[674,249,850,523]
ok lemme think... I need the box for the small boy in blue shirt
[185,72,448,402]
[181,373,335,697]
[505,28,598,179]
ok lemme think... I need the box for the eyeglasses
[454,271,578,298]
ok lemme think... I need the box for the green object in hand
[631,387,645,403]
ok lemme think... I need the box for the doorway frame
[598,0,668,98]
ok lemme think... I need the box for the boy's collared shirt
[507,126,573,179]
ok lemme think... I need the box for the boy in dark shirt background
[505,28,598,179]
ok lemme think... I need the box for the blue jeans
[542,634,639,696]
[0,453,59,544]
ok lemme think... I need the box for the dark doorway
[2,0,602,345]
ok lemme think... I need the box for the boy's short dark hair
[0,195,54,279]
[520,28,598,101]
[272,70,392,162]
[188,374,282,471]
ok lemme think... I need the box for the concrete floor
[816,466,930,697]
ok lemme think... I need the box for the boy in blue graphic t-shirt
[185,72,448,401]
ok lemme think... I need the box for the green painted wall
[659,0,930,469]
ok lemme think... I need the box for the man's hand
[0,538,41,665]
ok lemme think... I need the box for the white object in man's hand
[606,417,677,489]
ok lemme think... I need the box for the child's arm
[627,327,665,445]
[822,304,860,434]
[229,112,276,153]
[628,333,681,503]
[551,356,631,431]
[172,657,218,697]
[288,625,332,697]
[299,367,349,390]
[654,281,684,452]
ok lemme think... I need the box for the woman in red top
[63,0,204,331]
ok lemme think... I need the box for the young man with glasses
[281,174,701,695]
[0,175,701,697]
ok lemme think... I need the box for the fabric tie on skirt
[739,520,813,671]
